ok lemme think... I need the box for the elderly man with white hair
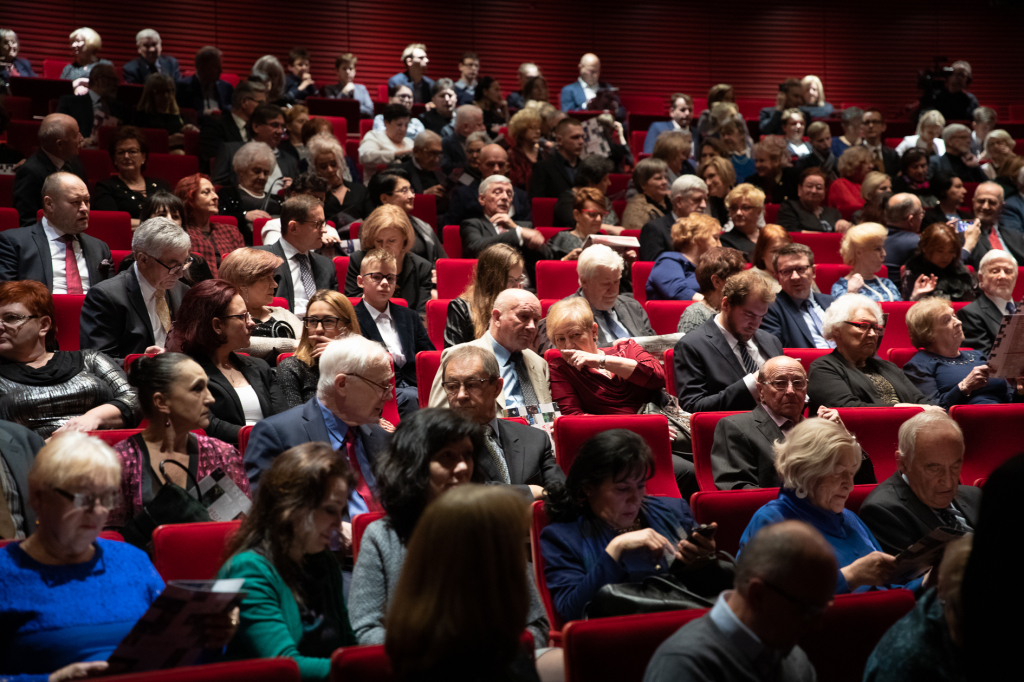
[639,175,709,261]
[122,28,182,84]
[535,244,654,352]
[957,249,1020,352]
[12,114,88,226]
[964,182,1024,268]
[429,288,550,413]
[441,104,485,174]
[79,217,192,361]
[860,411,982,555]
[928,123,987,184]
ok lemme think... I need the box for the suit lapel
[30,224,54,288]
[753,405,784,447]
[497,419,525,484]
[355,300,385,346]
[125,268,156,345]
[80,235,107,284]
[270,242,295,307]
[892,473,942,530]
[706,323,745,375]
[394,307,415,357]
[781,291,814,347]
[301,398,332,443]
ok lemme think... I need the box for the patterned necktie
[295,253,317,299]
[485,426,511,484]
[737,341,758,375]
[800,298,825,337]
[344,430,382,513]
[61,235,83,295]
[936,507,965,532]
[599,309,630,341]
[154,290,171,332]
[1007,301,1017,315]
[510,352,540,406]
[872,147,885,173]
[0,471,17,539]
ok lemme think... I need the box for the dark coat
[354,299,435,387]
[255,240,338,314]
[459,217,551,291]
[192,352,286,445]
[440,181,531,228]
[0,419,46,537]
[197,114,246,172]
[0,222,112,291]
[760,290,835,349]
[12,149,89,226]
[776,199,844,233]
[807,349,932,414]
[963,222,1024,271]
[528,153,576,200]
[122,55,182,85]
[212,142,301,188]
[639,212,675,262]
[175,75,233,117]
[956,294,1006,354]
[56,93,129,138]
[484,418,566,498]
[344,250,432,317]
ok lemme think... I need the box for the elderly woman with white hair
[358,103,415,184]
[60,27,112,86]
[307,133,372,225]
[807,293,938,413]
[981,129,1019,182]
[738,418,917,594]
[216,141,282,241]
[0,433,237,679]
[895,110,947,158]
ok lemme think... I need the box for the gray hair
[455,104,483,127]
[841,107,863,124]
[38,114,74,148]
[774,418,860,497]
[132,216,190,256]
[979,248,1019,272]
[307,133,344,163]
[231,80,267,111]
[670,174,708,200]
[442,344,500,381]
[822,293,882,341]
[135,28,160,45]
[465,130,491,150]
[316,335,391,401]
[973,106,997,125]
[941,123,971,144]
[885,193,919,224]
[897,411,963,468]
[232,141,277,175]
[577,244,624,281]
[479,174,512,197]
[414,129,442,150]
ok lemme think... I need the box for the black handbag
[120,459,211,550]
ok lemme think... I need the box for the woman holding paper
[548,187,626,261]
[0,432,236,681]
[106,353,251,531]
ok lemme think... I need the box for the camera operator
[918,60,979,123]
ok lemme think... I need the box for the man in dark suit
[354,249,434,418]
[441,104,485,174]
[674,270,784,413]
[388,43,434,104]
[441,344,564,499]
[760,243,835,349]
[212,104,300,187]
[883,193,925,276]
[398,130,450,215]
[559,53,625,119]
[123,29,183,84]
[757,79,805,136]
[79,217,191,361]
[13,113,88,226]
[176,46,233,118]
[529,118,584,199]
[255,195,336,316]
[0,172,111,292]
[962,183,1024,270]
[440,144,531,228]
[957,249,1018,353]
[861,110,901,178]
[244,335,392,521]
[928,124,988,184]
[860,412,982,556]
[197,80,267,172]
[56,64,127,141]
[0,419,45,539]
[639,176,709,261]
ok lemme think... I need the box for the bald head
[42,172,90,234]
[579,53,601,85]
[454,104,485,137]
[38,113,82,159]
[478,144,508,178]
[885,192,923,232]
[490,289,542,352]
[757,356,807,422]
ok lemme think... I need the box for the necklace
[615,514,644,535]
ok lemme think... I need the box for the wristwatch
[599,351,607,370]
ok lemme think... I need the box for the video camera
[917,57,955,92]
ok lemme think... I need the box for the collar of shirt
[486,416,502,440]
[577,77,597,100]
[412,157,424,171]
[761,402,797,430]
[41,217,69,243]
[714,314,745,353]
[985,292,1012,313]
[316,397,350,449]
[42,148,65,170]
[365,299,392,321]
[279,234,306,258]
[709,591,767,664]
[133,261,160,303]
[486,331,513,368]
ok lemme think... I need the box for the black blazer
[354,299,435,387]
[963,222,1024,270]
[529,153,576,199]
[193,352,286,445]
[176,75,234,117]
[243,396,389,491]
[673,317,784,413]
[776,199,843,233]
[483,418,566,497]
[212,142,301,187]
[639,212,674,262]
[807,349,931,414]
[79,266,189,362]
[56,93,129,138]
[760,290,835,349]
[957,294,1005,354]
[719,230,756,262]
[344,250,433,317]
[13,149,89,226]
[0,419,46,537]
[859,471,982,556]
[397,158,445,194]
[460,218,551,291]
[256,240,338,313]
[0,222,113,291]
[439,181,531,228]
[123,55,182,85]
[197,114,246,171]
[92,176,172,219]
[536,291,654,353]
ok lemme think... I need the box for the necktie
[800,299,825,336]
[154,291,171,332]
[872,147,885,173]
[510,352,540,406]
[61,235,83,295]
[988,228,1002,251]
[1007,302,1017,315]
[737,341,758,375]
[936,507,965,532]
[295,253,317,299]
[344,430,383,513]
[485,427,511,484]
[599,309,630,341]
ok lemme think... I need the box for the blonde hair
[906,296,953,348]
[774,418,859,497]
[802,75,825,106]
[698,155,736,189]
[672,213,722,252]
[546,297,595,343]
[839,223,888,266]
[360,248,398,271]
[294,290,360,366]
[916,109,947,137]
[360,205,415,254]
[653,130,693,162]
[507,108,542,146]
[29,432,120,492]
[984,129,1016,156]
[837,145,873,178]
[461,244,523,339]
[725,183,766,212]
[219,247,284,290]
[401,43,428,63]
[70,27,102,52]
[307,133,345,165]
[860,171,890,201]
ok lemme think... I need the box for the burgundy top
[186,223,245,277]
[508,146,537,192]
[548,340,665,416]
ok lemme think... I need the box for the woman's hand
[910,273,938,300]
[840,551,896,590]
[958,365,991,395]
[560,349,603,370]
[182,124,200,133]
[54,413,105,434]
[310,334,332,359]
[561,248,582,262]
[606,528,679,563]
[622,249,638,267]
[846,273,865,294]
[202,606,239,650]
[245,210,272,223]
[677,523,718,565]
[143,345,166,355]
[378,418,396,433]
[835,219,852,233]
[50,661,109,682]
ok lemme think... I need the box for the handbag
[639,389,692,437]
[120,459,211,550]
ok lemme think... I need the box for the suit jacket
[0,222,112,291]
[964,222,1024,270]
[440,181,531,227]
[928,153,988,184]
[807,349,930,414]
[639,212,675,262]
[760,290,835,349]
[883,225,921,275]
[559,80,625,118]
[859,471,982,556]
[673,318,784,413]
[354,299,435,387]
[0,419,46,537]
[528,153,576,199]
[79,266,189,361]
[123,55,182,85]
[460,218,551,290]
[212,142,300,187]
[776,199,843,233]
[643,122,699,155]
[256,240,337,313]
[198,114,246,172]
[243,396,389,491]
[428,335,552,410]
[1002,194,1024,234]
[397,158,445,194]
[536,291,654,352]
[176,75,233,117]
[56,93,129,138]
[957,294,1005,354]
[193,353,286,445]
[484,418,566,497]
[344,250,432,316]
[12,149,89,226]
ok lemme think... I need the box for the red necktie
[61,235,83,295]
[344,430,382,513]
[988,228,1002,251]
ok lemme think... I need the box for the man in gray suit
[0,419,46,539]
[536,244,654,352]
[442,345,564,500]
[860,411,982,556]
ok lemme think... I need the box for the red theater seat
[0,207,17,231]
[6,120,42,157]
[352,511,385,562]
[411,193,437,228]
[887,347,920,367]
[784,347,833,374]
[416,350,442,408]
[535,260,579,299]
[110,249,130,271]
[359,118,373,139]
[106,659,299,682]
[333,256,349,285]
[790,232,843,264]
[530,500,564,645]
[663,347,676,395]
[145,153,199,190]
[98,127,170,154]
[79,149,115,184]
[814,263,853,293]
[532,197,557,226]
[950,403,1024,485]
[86,210,133,250]
[210,215,237,228]
[151,520,242,582]
[313,115,348,141]
[607,173,631,197]
[835,406,924,481]
[690,411,744,492]
[629,130,646,160]
[436,258,476,299]
[645,300,694,335]
[631,261,655,305]
[330,644,394,681]
[764,203,780,224]
[3,96,33,120]
[442,225,462,258]
[237,425,253,457]
[0,176,13,209]
[87,429,143,446]
[425,299,449,349]
[53,294,86,351]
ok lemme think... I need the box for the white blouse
[234,384,264,425]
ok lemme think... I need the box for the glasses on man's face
[777,265,812,278]
[364,272,397,285]
[441,377,496,397]
[148,254,194,275]
[301,220,326,230]
[222,311,253,322]
[303,315,344,330]
[762,580,832,623]
[844,320,885,334]
[0,313,40,330]
[345,372,391,398]
[53,487,120,511]
[761,377,808,391]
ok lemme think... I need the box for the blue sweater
[0,539,165,682]
[646,252,699,302]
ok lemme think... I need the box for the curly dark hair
[375,408,486,544]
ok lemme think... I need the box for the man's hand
[962,153,980,168]
[519,227,547,250]
[963,220,981,252]
[835,219,852,233]
[816,406,842,424]
[341,82,356,96]
[424,185,445,197]
[143,345,166,355]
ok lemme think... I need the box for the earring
[165,418,171,428]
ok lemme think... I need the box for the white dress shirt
[715,315,766,402]
[42,218,90,294]
[133,262,166,346]
[231,113,249,141]
[985,292,1013,315]
[577,77,597,105]
[364,299,407,368]
[279,236,312,316]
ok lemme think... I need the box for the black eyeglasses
[303,315,345,330]
[301,220,326,230]
[843,320,885,334]
[441,377,497,396]
[53,487,120,511]
[147,254,194,275]
[363,272,397,285]
[221,312,253,322]
[762,580,832,622]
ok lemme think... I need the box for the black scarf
[0,350,86,386]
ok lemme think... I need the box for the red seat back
[79,149,115,184]
[352,511,385,563]
[814,263,852,293]
[663,347,676,396]
[764,203,780,224]
[784,347,833,374]
[530,500,564,645]
[410,193,437,229]
[950,404,1024,485]
[252,217,269,246]
[877,301,916,354]
[313,115,348,141]
[887,347,920,367]
[151,520,242,582]
[532,197,558,226]
[629,130,647,160]
[442,225,462,258]
[52,294,86,351]
[631,261,655,305]
[333,256,349,286]
[270,296,289,311]
[690,411,745,492]
[98,127,170,154]
[220,73,240,87]
[416,350,442,408]
[86,210,133,250]
[210,215,237,228]
[553,414,679,498]
[435,258,476,299]
[834,406,924,481]
[607,173,631,198]
[0,177,13,210]
[645,300,694,335]
[0,207,18,231]
[87,429,143,447]
[791,232,844,264]
[330,644,394,682]
[106,658,299,682]
[237,425,253,456]
[535,260,579,299]
[146,153,199,190]
[110,249,131,271]
[6,120,42,157]
[537,226,569,242]
[359,118,374,139]
[305,98,361,132]
[425,299,449,349]
[3,95,33,121]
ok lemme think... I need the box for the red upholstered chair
[330,645,394,682]
[844,483,876,514]
[145,153,199,190]
[110,249,131,271]
[410,193,437,228]
[537,227,569,242]
[44,60,69,79]
[553,415,679,498]
[151,520,242,582]
[690,411,744,492]
[442,225,462,258]
[79,149,115,184]
[80,210,134,250]
[887,347,920,367]
[237,425,253,457]
[538,299,556,316]
[631,261,655,305]
[645,300,693,335]
[6,120,41,157]
[105,658,299,682]
[123,352,156,372]
[835,406,924,481]
[0,176,14,209]
[607,173,631,198]
[352,511,385,562]
[0,207,18,231]
[436,258,476,298]
[358,118,373,139]
[790,232,843,264]
[271,296,289,310]
[87,429,143,446]
[98,127,170,154]
[814,263,852,293]
[877,301,915,354]
[333,256,349,285]
[313,115,348,141]
[950,404,1024,485]
[183,129,200,156]
[784,347,833,374]
[220,73,241,87]
[962,181,979,206]
[416,350,442,408]
[629,130,647,160]
[690,487,779,554]
[3,95,32,120]
[52,294,86,351]
[530,500,564,645]
[764,203,780,224]
[535,260,579,299]
[425,299,449,349]
[252,217,269,245]
[532,197,557,226]
[663,348,676,395]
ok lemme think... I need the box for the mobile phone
[955,220,972,233]
[687,523,717,541]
